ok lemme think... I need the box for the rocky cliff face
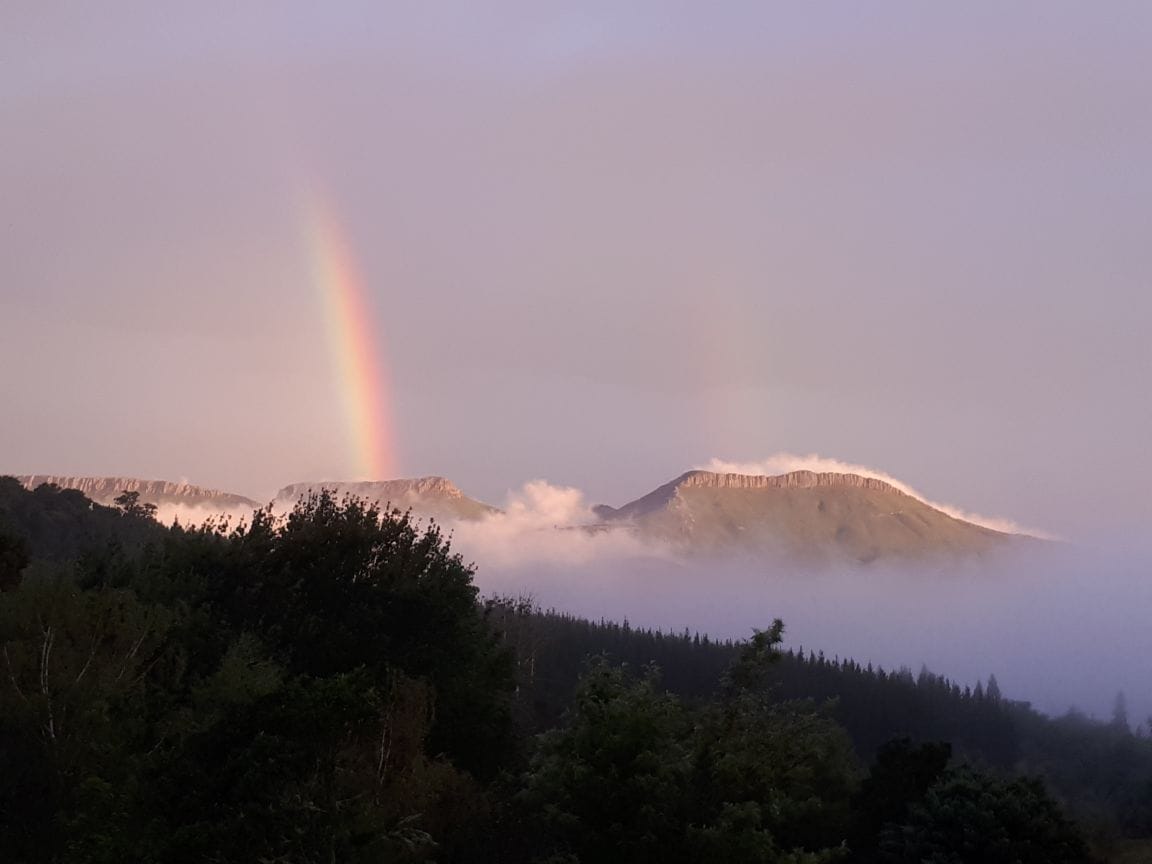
[16,475,260,508]
[598,470,920,521]
[674,469,909,496]
[276,477,467,503]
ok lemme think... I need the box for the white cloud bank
[449,480,674,570]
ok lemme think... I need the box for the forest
[1,475,1149,863]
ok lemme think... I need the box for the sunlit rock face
[677,470,911,494]
[592,470,1028,565]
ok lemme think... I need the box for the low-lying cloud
[154,502,260,531]
[439,482,1147,726]
[449,480,675,570]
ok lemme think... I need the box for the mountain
[11,474,499,524]
[12,468,1030,562]
[16,475,261,511]
[272,477,499,522]
[592,469,1022,564]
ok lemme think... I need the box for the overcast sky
[4,2,1151,541]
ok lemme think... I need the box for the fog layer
[448,482,1149,725]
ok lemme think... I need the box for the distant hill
[592,469,1023,564]
[273,477,499,522]
[16,475,260,511]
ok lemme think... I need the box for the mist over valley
[16,459,1146,726]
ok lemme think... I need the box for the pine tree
[986,674,1002,702]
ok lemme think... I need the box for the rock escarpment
[676,469,909,495]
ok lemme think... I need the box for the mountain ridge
[592,468,1021,564]
[10,467,1033,563]
[16,475,261,509]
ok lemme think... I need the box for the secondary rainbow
[305,196,396,480]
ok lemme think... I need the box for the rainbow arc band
[307,198,395,481]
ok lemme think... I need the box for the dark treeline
[0,477,1147,862]
[504,607,1152,842]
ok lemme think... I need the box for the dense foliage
[0,478,1143,861]
[0,477,165,564]
[506,607,1152,845]
[0,484,512,862]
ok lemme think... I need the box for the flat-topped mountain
[273,477,498,522]
[16,475,260,510]
[593,469,1021,564]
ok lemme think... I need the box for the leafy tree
[0,568,175,861]
[0,529,29,591]
[878,767,1092,864]
[847,738,952,863]
[194,491,515,776]
[113,490,157,520]
[689,695,855,863]
[512,624,856,864]
[699,621,856,857]
[515,660,693,863]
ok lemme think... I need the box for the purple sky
[4,2,1152,541]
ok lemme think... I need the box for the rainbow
[305,196,396,480]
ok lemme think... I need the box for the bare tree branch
[2,644,28,704]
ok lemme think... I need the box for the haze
[448,489,1149,724]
